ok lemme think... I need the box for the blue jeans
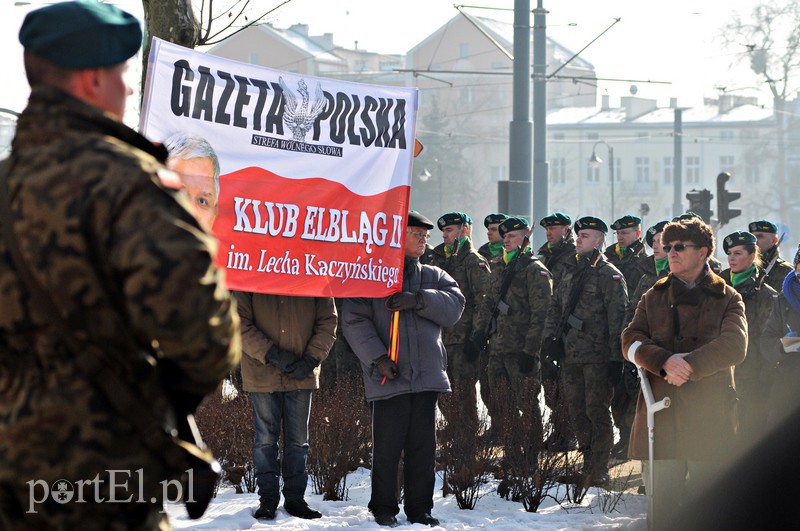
[251,390,312,504]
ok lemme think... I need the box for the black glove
[518,353,536,374]
[374,355,399,380]
[386,291,422,311]
[267,345,298,373]
[607,361,623,386]
[287,352,320,380]
[465,331,487,362]
[623,360,640,392]
[543,336,565,364]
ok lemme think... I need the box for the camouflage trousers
[439,343,479,428]
[486,352,542,437]
[561,362,613,474]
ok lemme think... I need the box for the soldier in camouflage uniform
[473,217,552,442]
[605,215,648,461]
[427,212,490,427]
[536,212,577,451]
[719,231,777,447]
[626,220,670,324]
[749,220,793,293]
[477,213,508,263]
[0,3,241,530]
[543,217,628,486]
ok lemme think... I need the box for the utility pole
[503,0,533,224]
[531,0,548,250]
[673,108,683,218]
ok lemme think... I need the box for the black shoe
[284,498,322,519]
[375,513,398,527]
[253,500,277,520]
[408,513,440,526]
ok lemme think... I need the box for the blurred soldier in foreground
[428,212,490,428]
[478,213,508,263]
[536,212,576,451]
[749,219,793,293]
[622,218,746,530]
[543,217,627,486]
[343,211,464,528]
[0,2,241,529]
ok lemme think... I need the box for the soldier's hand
[386,291,423,311]
[375,355,399,380]
[286,352,320,380]
[518,353,536,374]
[466,331,487,361]
[607,361,623,386]
[267,345,298,373]
[543,336,565,364]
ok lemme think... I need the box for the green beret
[672,211,701,222]
[437,212,472,230]
[407,211,434,229]
[723,231,757,254]
[20,0,142,69]
[610,214,642,231]
[748,220,777,234]
[645,220,669,248]
[498,216,530,237]
[483,213,508,228]
[574,216,608,234]
[539,212,572,227]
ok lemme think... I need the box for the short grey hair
[164,132,221,202]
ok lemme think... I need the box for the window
[587,166,600,183]
[663,156,673,184]
[635,157,650,183]
[719,155,735,175]
[459,87,473,104]
[745,164,760,184]
[685,156,700,185]
[587,132,599,140]
[551,157,566,185]
[553,133,565,141]
[247,52,259,64]
[636,132,649,142]
[354,60,367,72]
[613,157,622,182]
[379,61,398,72]
[720,130,735,141]
[459,43,469,60]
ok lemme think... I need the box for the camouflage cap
[498,216,530,237]
[748,220,778,234]
[610,214,642,231]
[723,231,757,254]
[19,0,142,69]
[407,211,434,229]
[483,213,509,228]
[574,216,608,234]
[539,212,572,227]
[645,220,669,248]
[437,211,472,230]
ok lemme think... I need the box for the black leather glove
[607,361,623,386]
[386,291,423,311]
[287,352,320,380]
[543,336,565,364]
[267,344,298,373]
[518,353,536,374]
[374,355,399,380]
[465,331,487,362]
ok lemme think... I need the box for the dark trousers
[369,391,438,519]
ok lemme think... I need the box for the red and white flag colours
[140,38,418,297]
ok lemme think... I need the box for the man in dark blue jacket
[343,211,465,527]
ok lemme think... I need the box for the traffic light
[716,172,741,227]
[686,189,713,223]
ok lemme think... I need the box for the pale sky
[0,0,779,116]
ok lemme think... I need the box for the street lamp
[588,140,615,221]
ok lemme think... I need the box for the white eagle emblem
[278,77,327,142]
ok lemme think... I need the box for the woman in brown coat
[622,218,747,530]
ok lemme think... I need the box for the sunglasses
[663,243,700,253]
[408,230,430,241]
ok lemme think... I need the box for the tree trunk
[139,0,199,102]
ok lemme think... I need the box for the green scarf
[488,241,504,257]
[615,243,627,259]
[444,236,469,258]
[503,245,530,264]
[655,256,669,276]
[731,264,757,288]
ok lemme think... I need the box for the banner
[140,38,417,297]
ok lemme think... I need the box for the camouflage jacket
[719,268,778,382]
[625,255,669,326]
[475,251,553,357]
[761,245,794,294]
[544,250,628,364]
[427,240,490,344]
[0,88,241,503]
[537,234,576,287]
[604,239,649,294]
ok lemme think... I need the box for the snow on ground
[166,466,647,530]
